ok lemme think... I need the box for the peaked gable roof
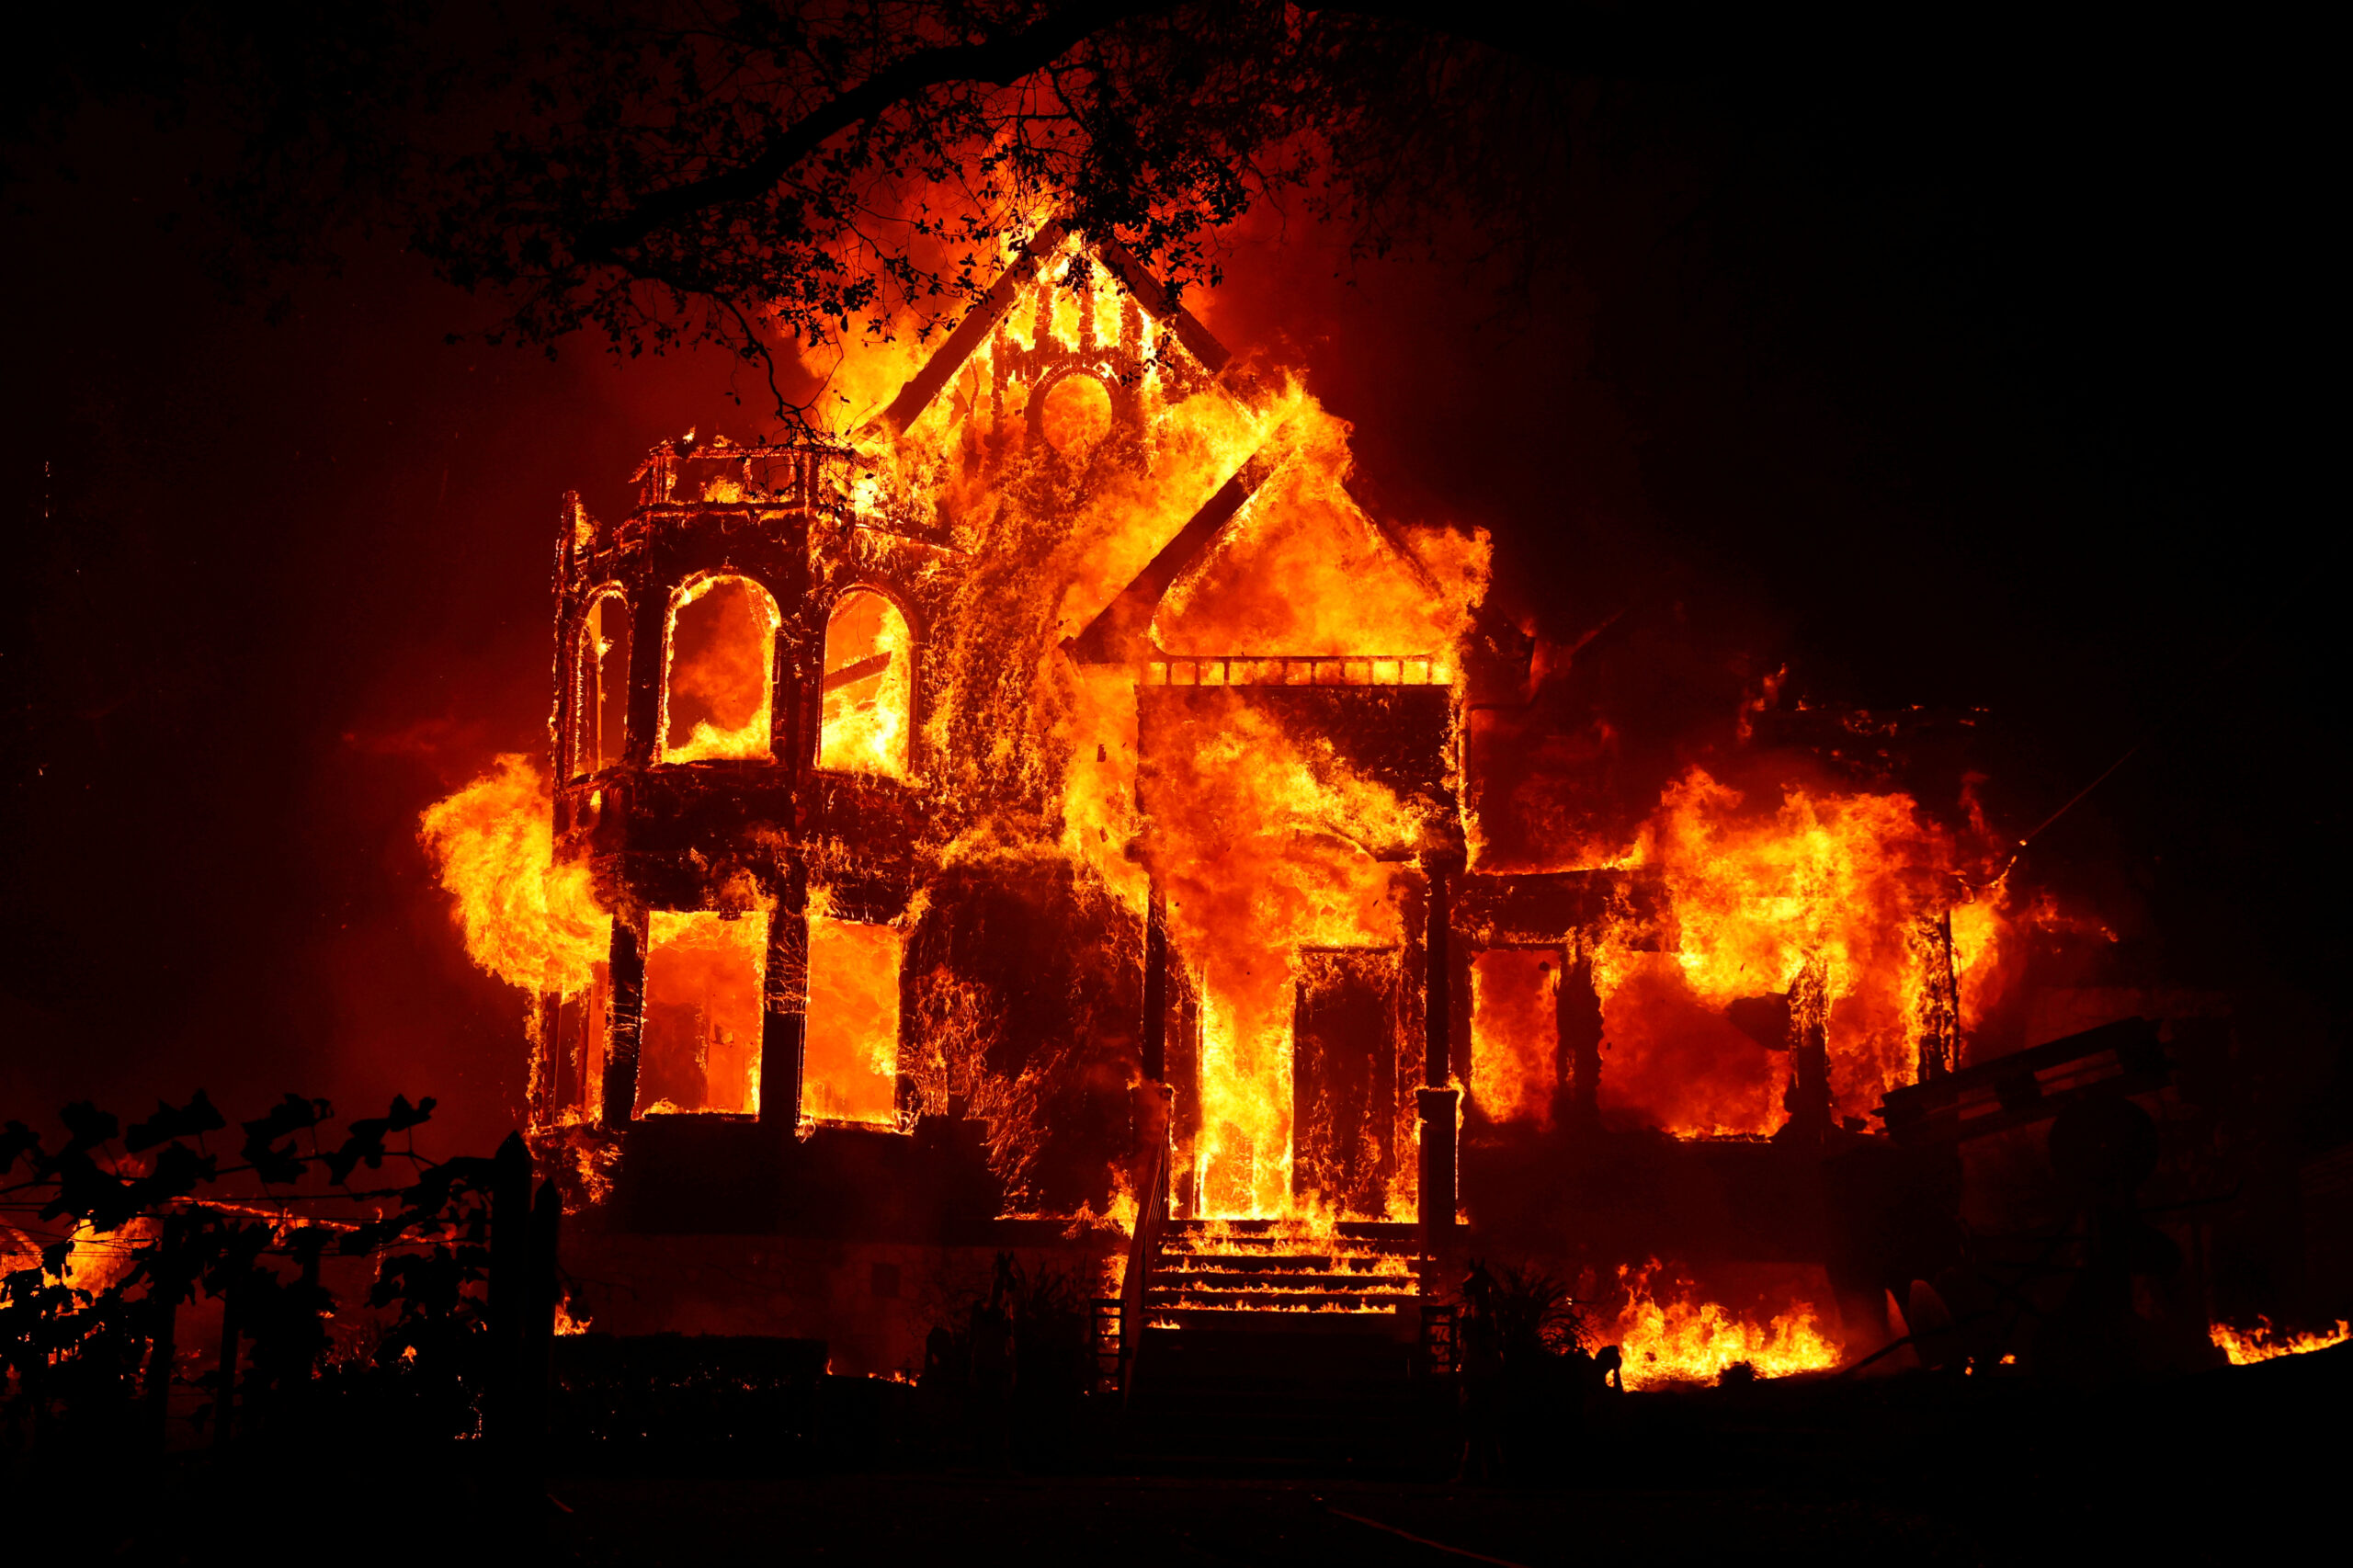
[865,221,1232,439]
[1067,436,1450,666]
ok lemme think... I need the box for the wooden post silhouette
[525,1178,562,1449]
[143,1216,186,1453]
[488,1131,532,1454]
[212,1278,241,1450]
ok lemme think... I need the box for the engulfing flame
[1154,401,1489,662]
[419,755,610,996]
[1608,1262,1843,1388]
[1149,705,1435,1217]
[662,574,779,762]
[1586,767,2018,1136]
[1471,949,1559,1130]
[853,233,1490,1221]
[2209,1317,2352,1365]
[818,589,915,778]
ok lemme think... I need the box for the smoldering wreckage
[392,227,2346,1467]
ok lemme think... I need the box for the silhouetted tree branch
[6,2,1753,418]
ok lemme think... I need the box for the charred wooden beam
[1876,1016,2168,1146]
[1915,910,1961,1083]
[761,874,810,1126]
[600,912,647,1131]
[1424,858,1453,1090]
[1066,475,1252,665]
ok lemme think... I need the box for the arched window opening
[573,591,631,776]
[801,912,903,1125]
[636,910,768,1117]
[662,574,779,762]
[819,590,914,778]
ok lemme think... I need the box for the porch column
[1417,856,1461,1232]
[761,870,810,1126]
[599,908,646,1131]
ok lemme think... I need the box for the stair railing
[1118,1140,1170,1401]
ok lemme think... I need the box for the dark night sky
[3,35,2339,1155]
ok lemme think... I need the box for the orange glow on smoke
[2209,1318,2352,1365]
[418,754,610,996]
[663,574,779,762]
[638,910,768,1116]
[802,910,904,1125]
[1608,1262,1843,1387]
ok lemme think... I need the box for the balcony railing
[1141,654,1448,687]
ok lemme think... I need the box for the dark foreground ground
[534,1470,2270,1566]
[23,1346,2346,1564]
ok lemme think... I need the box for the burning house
[425,226,2112,1383]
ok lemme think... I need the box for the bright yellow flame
[1609,1263,1843,1388]
[1589,767,2006,1135]
[419,754,609,996]
[2209,1317,2352,1365]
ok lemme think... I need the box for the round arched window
[819,589,914,778]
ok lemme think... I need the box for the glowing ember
[2209,1317,2352,1365]
[1608,1262,1843,1387]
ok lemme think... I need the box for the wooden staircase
[1116,1219,1452,1473]
[1146,1219,1425,1329]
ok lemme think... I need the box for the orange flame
[1608,1263,1843,1387]
[1584,767,2017,1136]
[818,589,915,778]
[662,574,779,763]
[801,908,904,1126]
[1470,949,1559,1130]
[2209,1317,2352,1365]
[419,754,609,996]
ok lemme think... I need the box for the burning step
[1146,1220,1428,1334]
